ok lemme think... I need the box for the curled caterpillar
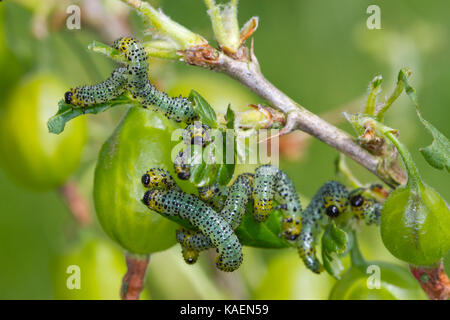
[176,173,254,264]
[251,165,302,241]
[297,181,349,273]
[141,166,383,274]
[174,151,191,180]
[174,123,212,181]
[143,188,242,271]
[64,37,198,123]
[112,37,198,123]
[141,168,243,272]
[64,67,127,107]
[165,164,303,267]
[182,123,212,147]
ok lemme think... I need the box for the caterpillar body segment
[197,182,228,211]
[182,123,212,147]
[174,150,191,181]
[253,165,302,240]
[64,67,127,107]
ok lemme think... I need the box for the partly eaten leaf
[48,95,137,134]
[189,90,218,128]
[397,69,450,172]
[321,222,348,279]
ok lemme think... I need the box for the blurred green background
[0,0,448,299]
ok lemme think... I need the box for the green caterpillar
[141,168,243,272]
[174,123,212,180]
[112,37,198,123]
[176,173,253,264]
[297,181,349,273]
[64,37,198,123]
[149,164,303,269]
[64,67,127,107]
[142,166,382,273]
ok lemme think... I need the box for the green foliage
[189,89,218,128]
[321,222,348,279]
[397,69,450,172]
[236,207,293,248]
[48,95,137,134]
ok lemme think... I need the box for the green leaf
[188,145,217,187]
[417,115,450,172]
[189,90,217,128]
[48,95,138,134]
[397,69,450,172]
[225,104,235,129]
[321,222,348,279]
[87,40,129,64]
[236,204,293,249]
[217,129,236,186]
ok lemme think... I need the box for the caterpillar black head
[348,188,382,225]
[325,205,340,218]
[64,91,73,104]
[142,190,152,206]
[322,181,349,218]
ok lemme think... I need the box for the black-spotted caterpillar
[141,163,381,273]
[63,36,382,274]
[64,37,198,123]
[141,168,243,272]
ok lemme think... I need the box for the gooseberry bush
[46,0,450,300]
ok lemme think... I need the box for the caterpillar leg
[64,67,127,107]
[142,189,242,272]
[297,181,349,273]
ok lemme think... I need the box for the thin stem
[119,0,407,187]
[384,131,421,187]
[121,252,150,300]
[409,263,450,300]
[349,232,367,270]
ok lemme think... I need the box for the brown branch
[121,253,150,300]
[59,181,92,226]
[410,263,450,300]
[182,44,405,187]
